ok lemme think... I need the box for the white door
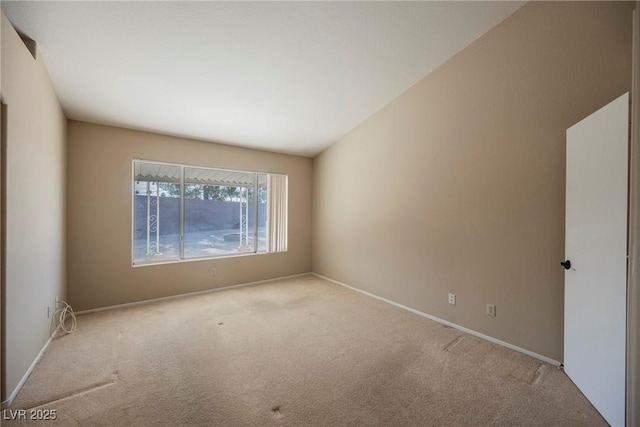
[565,92,629,427]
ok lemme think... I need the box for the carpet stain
[271,406,283,419]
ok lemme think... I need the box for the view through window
[133,161,284,265]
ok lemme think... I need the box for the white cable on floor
[53,300,77,334]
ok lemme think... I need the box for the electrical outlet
[210,268,217,276]
[448,293,456,305]
[486,304,496,317]
[55,296,59,305]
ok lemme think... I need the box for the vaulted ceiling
[2,1,525,157]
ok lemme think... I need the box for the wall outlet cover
[487,304,496,317]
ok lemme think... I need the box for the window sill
[131,250,283,268]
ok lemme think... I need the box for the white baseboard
[2,327,60,409]
[313,273,561,367]
[75,272,312,315]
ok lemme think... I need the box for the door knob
[561,260,572,270]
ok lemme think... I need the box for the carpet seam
[20,378,117,411]
[442,335,464,353]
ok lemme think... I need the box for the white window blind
[268,174,288,252]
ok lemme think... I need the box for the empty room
[1,1,639,426]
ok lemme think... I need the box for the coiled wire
[53,300,77,334]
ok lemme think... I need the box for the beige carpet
[5,275,605,426]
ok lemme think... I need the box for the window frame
[131,159,284,267]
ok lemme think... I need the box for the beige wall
[66,121,312,311]
[312,1,633,362]
[1,13,67,401]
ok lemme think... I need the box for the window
[133,160,287,265]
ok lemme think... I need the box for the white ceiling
[2,1,525,157]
